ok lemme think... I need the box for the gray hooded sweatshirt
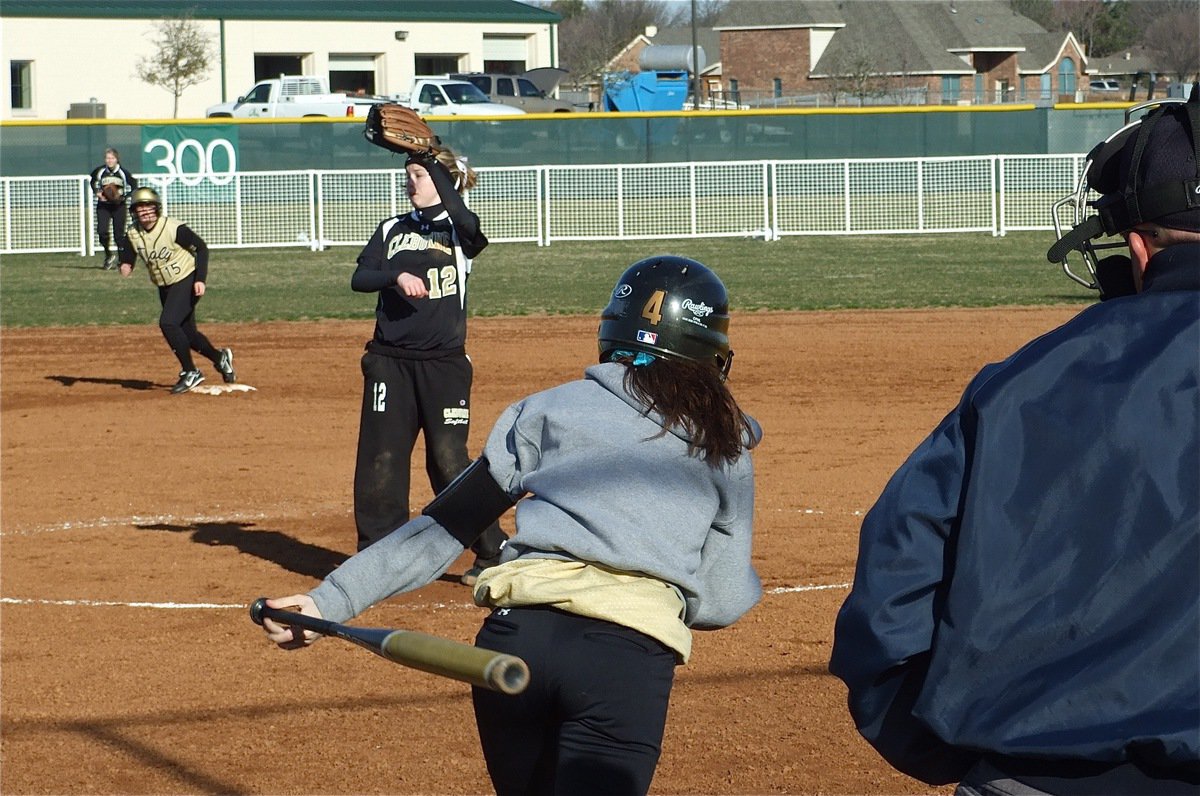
[311,362,763,630]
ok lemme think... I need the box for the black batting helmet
[598,255,733,378]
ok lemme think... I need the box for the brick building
[713,0,1088,106]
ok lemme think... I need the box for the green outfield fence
[0,154,1089,255]
[0,104,1129,176]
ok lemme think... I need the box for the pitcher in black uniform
[89,147,137,270]
[352,145,507,583]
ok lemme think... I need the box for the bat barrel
[251,598,530,695]
[382,630,530,695]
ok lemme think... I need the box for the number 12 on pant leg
[373,382,387,412]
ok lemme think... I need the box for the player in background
[118,187,236,395]
[830,87,1200,794]
[350,144,507,584]
[89,147,137,270]
[262,255,763,796]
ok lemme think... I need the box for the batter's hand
[119,263,133,277]
[194,280,206,297]
[261,594,322,649]
[397,272,429,298]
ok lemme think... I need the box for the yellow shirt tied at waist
[473,558,693,663]
[126,216,196,287]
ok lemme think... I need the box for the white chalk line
[768,582,851,594]
[2,513,853,607]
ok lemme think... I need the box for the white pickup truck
[398,78,525,116]
[206,76,384,118]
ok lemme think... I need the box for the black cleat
[171,370,205,394]
[217,348,236,383]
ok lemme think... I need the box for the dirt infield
[1,307,1078,795]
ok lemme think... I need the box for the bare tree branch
[1144,8,1200,80]
[135,15,214,118]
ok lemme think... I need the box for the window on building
[10,60,32,110]
[1058,58,1076,96]
[941,76,960,104]
[415,55,462,76]
[329,54,378,95]
[483,34,527,75]
[773,78,782,98]
[255,54,305,82]
[484,61,524,75]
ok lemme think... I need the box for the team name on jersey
[387,230,452,259]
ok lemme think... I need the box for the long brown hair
[432,144,476,193]
[617,355,754,467]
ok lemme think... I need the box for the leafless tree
[135,14,214,118]
[664,0,728,26]
[538,0,676,86]
[1053,0,1108,55]
[823,43,887,106]
[1144,5,1200,80]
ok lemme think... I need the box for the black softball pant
[96,201,127,253]
[353,350,507,557]
[472,606,677,796]
[158,277,219,372]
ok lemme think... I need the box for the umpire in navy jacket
[830,86,1200,794]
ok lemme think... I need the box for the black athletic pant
[158,276,220,373]
[472,606,677,796]
[96,201,127,254]
[354,348,508,557]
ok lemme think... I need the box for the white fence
[0,155,1085,256]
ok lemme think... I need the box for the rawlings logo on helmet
[682,298,714,318]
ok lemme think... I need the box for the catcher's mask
[598,255,733,380]
[1048,83,1199,299]
[129,186,162,210]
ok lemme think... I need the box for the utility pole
[691,0,702,106]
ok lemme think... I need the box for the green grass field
[0,232,1092,328]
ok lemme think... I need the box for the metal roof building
[2,1,561,120]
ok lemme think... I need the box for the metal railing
[0,155,1085,256]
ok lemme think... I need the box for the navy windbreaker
[830,243,1200,785]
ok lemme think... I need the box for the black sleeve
[175,223,209,282]
[124,170,138,194]
[117,234,135,267]
[422,156,488,258]
[351,223,407,293]
[89,166,103,194]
